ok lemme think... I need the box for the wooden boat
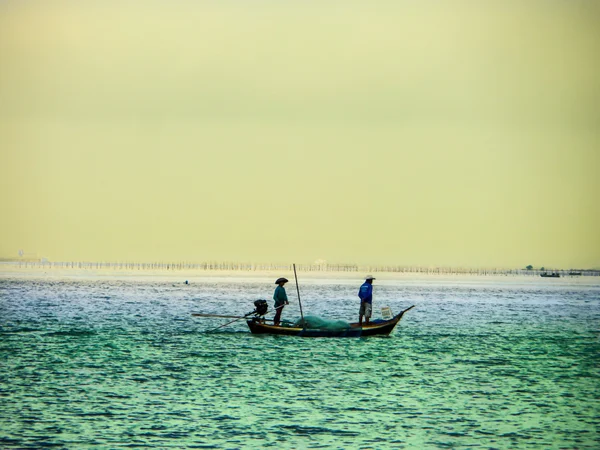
[246,305,415,338]
[193,265,415,337]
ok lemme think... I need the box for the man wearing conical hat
[358,275,376,326]
[273,277,290,326]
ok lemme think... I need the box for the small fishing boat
[193,303,414,338]
[192,264,415,338]
[540,272,560,278]
[246,305,414,338]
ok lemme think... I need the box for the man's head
[365,275,375,284]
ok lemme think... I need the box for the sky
[1,0,599,268]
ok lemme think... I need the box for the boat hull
[246,305,414,338]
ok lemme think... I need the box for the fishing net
[293,315,350,331]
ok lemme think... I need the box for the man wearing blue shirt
[358,275,375,326]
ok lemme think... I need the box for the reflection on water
[1,276,599,448]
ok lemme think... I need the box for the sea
[1,271,599,449]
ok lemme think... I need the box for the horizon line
[2,259,599,274]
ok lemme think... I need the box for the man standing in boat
[273,277,290,326]
[358,276,375,326]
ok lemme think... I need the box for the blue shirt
[358,282,373,304]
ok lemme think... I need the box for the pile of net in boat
[293,315,350,331]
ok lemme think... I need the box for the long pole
[205,312,254,333]
[293,263,305,324]
[204,304,286,333]
[193,313,280,322]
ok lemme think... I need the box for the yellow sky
[1,1,599,268]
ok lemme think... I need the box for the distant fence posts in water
[7,260,600,277]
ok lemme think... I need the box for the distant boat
[568,272,582,276]
[540,272,560,278]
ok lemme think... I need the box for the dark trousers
[273,305,284,325]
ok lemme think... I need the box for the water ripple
[1,276,599,448]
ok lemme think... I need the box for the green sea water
[1,276,599,449]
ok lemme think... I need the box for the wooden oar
[204,304,286,333]
[205,313,255,333]
[192,313,246,319]
[192,313,280,323]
